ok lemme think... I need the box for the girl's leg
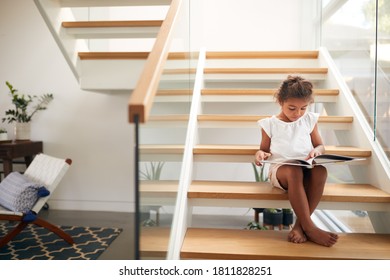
[303,166,338,245]
[276,165,338,247]
[292,166,332,243]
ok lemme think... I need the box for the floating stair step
[62,20,163,38]
[161,68,328,81]
[139,180,390,211]
[140,144,184,162]
[203,68,328,82]
[146,114,353,130]
[193,144,372,158]
[78,56,146,89]
[181,228,390,260]
[201,88,339,96]
[140,180,179,205]
[188,181,390,211]
[155,88,339,103]
[202,88,339,103]
[204,68,328,75]
[79,52,150,60]
[140,227,170,259]
[139,144,371,162]
[206,50,319,59]
[198,115,351,130]
[59,0,172,7]
[78,52,189,60]
[78,52,189,90]
[63,20,163,28]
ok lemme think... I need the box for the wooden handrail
[128,0,183,123]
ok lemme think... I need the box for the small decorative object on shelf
[0,128,8,141]
[2,81,53,140]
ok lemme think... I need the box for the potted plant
[139,162,165,226]
[263,208,283,229]
[140,161,165,180]
[2,81,53,140]
[251,163,267,222]
[0,128,8,141]
[245,220,268,230]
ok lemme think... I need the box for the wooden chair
[0,154,73,248]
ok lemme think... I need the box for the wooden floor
[181,228,390,260]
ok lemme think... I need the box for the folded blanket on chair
[0,172,50,213]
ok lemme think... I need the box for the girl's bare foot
[305,227,338,247]
[288,223,307,243]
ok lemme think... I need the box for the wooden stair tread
[157,89,193,96]
[148,114,353,124]
[62,20,163,28]
[156,88,339,96]
[141,180,179,197]
[79,52,150,60]
[60,0,172,7]
[188,181,390,203]
[201,88,339,96]
[140,144,371,157]
[140,144,184,154]
[140,227,170,258]
[193,144,372,158]
[204,68,328,74]
[206,50,319,59]
[78,51,189,60]
[181,228,390,259]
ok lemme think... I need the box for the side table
[0,140,43,178]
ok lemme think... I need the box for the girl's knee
[313,165,327,177]
[287,166,304,176]
[279,166,303,181]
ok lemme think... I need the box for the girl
[254,75,338,247]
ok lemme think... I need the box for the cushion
[0,172,50,213]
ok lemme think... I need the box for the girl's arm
[255,128,272,165]
[307,124,325,159]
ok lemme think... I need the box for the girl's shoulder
[305,111,319,123]
[257,116,275,127]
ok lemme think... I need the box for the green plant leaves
[2,81,54,123]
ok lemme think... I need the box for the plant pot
[282,209,294,227]
[14,122,31,140]
[263,208,283,226]
[0,133,8,141]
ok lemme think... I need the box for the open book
[261,154,365,168]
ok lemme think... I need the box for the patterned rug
[0,223,122,260]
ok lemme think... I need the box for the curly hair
[274,75,314,104]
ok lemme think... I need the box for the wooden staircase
[140,50,390,259]
[35,2,390,259]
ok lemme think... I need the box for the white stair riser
[79,59,145,90]
[65,27,160,39]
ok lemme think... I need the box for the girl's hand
[305,149,322,160]
[255,150,271,166]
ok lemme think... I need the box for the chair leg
[33,217,74,245]
[0,221,29,248]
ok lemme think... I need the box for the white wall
[192,0,319,51]
[0,0,134,212]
